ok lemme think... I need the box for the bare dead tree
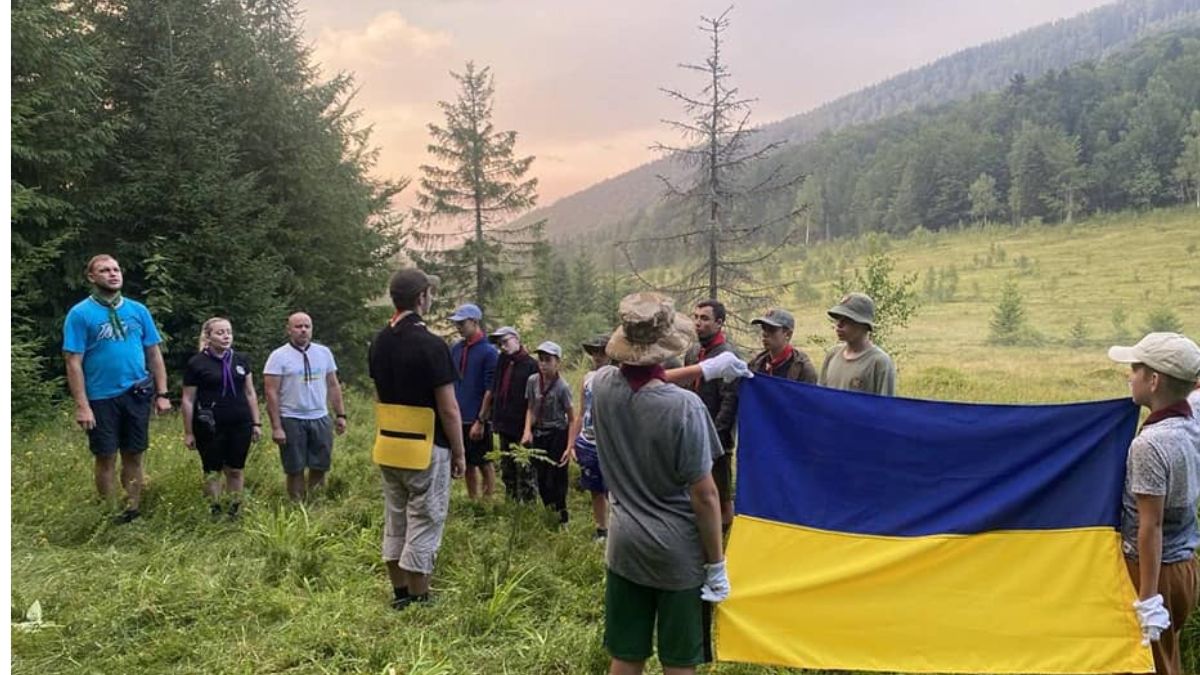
[617,6,804,318]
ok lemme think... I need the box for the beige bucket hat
[605,292,697,366]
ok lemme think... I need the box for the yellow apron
[373,403,435,470]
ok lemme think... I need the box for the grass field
[10,208,1200,673]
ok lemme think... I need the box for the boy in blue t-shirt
[62,254,172,523]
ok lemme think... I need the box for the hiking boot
[210,503,223,520]
[227,502,241,521]
[114,508,141,524]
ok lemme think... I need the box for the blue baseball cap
[449,303,482,322]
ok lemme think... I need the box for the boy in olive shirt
[1108,332,1200,675]
[820,292,896,395]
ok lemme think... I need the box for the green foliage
[1111,306,1132,342]
[833,244,920,352]
[9,0,398,402]
[968,173,1002,225]
[1143,307,1185,333]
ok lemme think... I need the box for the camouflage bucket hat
[606,293,697,366]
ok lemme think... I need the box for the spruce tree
[412,62,539,312]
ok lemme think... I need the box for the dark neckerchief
[289,341,313,383]
[497,348,528,406]
[90,292,126,340]
[537,372,559,423]
[1142,400,1193,429]
[205,347,236,397]
[694,331,727,391]
[621,364,668,392]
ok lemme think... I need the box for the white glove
[700,351,753,383]
[700,560,731,602]
[1133,594,1170,645]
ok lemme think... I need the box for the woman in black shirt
[182,317,261,518]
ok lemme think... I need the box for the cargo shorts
[380,445,451,574]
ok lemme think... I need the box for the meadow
[10,208,1200,673]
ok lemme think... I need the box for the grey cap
[1108,332,1200,382]
[828,293,876,330]
[751,308,796,331]
[535,341,563,358]
[489,326,519,343]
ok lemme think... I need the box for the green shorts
[603,568,712,668]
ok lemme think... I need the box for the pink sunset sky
[299,0,1111,208]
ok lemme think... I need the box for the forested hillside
[615,28,1200,271]
[513,0,1200,250]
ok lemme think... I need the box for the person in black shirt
[486,326,540,503]
[369,268,466,610]
[181,318,262,519]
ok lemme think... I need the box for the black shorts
[464,423,493,467]
[195,421,252,473]
[87,380,153,456]
[712,452,733,503]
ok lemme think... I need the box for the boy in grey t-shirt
[521,341,574,525]
[819,292,896,395]
[1108,332,1200,675]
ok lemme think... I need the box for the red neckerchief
[1142,400,1193,428]
[537,372,559,422]
[697,331,726,362]
[693,332,727,391]
[621,364,667,392]
[497,349,527,406]
[458,331,484,376]
[765,345,795,376]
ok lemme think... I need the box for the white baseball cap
[534,341,563,358]
[1108,332,1200,382]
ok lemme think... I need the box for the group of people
[65,255,348,523]
[62,253,1199,675]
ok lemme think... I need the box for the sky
[299,0,1113,208]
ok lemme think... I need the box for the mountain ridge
[512,0,1200,247]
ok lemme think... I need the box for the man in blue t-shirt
[62,254,172,523]
[448,303,499,500]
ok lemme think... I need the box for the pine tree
[989,280,1029,345]
[412,62,539,312]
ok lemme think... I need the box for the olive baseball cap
[581,333,610,352]
[828,293,876,330]
[751,308,796,331]
[1108,332,1200,382]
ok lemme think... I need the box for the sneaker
[592,529,608,543]
[210,503,223,520]
[227,502,241,520]
[115,508,141,524]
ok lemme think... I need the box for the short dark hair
[696,299,726,324]
[389,268,435,311]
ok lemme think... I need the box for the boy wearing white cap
[521,341,575,526]
[1108,332,1200,675]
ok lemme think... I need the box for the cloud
[313,11,452,71]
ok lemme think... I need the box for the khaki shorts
[381,445,451,574]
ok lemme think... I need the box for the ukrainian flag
[716,376,1153,674]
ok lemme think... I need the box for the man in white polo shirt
[264,312,347,501]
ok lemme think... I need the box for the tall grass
[11,209,1200,673]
